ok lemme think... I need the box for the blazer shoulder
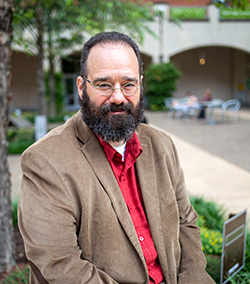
[22,113,79,159]
[137,123,173,145]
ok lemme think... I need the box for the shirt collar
[97,132,143,164]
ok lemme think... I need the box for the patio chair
[221,99,241,122]
[164,97,199,120]
[210,99,225,107]
[164,97,183,119]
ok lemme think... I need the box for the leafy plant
[7,128,35,154]
[144,62,182,110]
[200,227,223,255]
[22,112,36,124]
[190,196,226,231]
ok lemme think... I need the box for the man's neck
[108,140,125,148]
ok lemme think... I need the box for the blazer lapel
[136,133,169,275]
[73,111,146,265]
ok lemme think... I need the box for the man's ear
[77,76,84,98]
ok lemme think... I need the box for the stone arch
[170,46,250,105]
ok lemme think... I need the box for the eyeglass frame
[84,76,141,97]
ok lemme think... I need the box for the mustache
[100,103,133,115]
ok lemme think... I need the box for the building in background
[10,0,250,112]
[141,0,250,104]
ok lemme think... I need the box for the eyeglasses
[84,76,140,97]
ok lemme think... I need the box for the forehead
[86,42,139,79]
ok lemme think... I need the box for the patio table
[200,100,224,125]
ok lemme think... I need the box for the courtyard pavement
[8,108,250,221]
[144,108,250,219]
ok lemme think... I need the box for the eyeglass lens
[98,82,138,96]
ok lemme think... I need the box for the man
[18,31,215,284]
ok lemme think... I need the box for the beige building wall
[171,46,235,101]
[10,51,37,112]
[140,4,250,104]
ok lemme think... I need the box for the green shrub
[144,62,182,110]
[8,129,35,154]
[200,227,223,255]
[48,112,74,123]
[196,215,223,255]
[190,196,226,231]
[8,139,34,154]
[22,112,36,123]
[7,128,34,141]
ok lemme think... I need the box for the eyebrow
[93,76,112,85]
[122,76,138,84]
[93,75,138,85]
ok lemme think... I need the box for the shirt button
[139,236,144,241]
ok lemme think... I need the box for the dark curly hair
[79,31,143,77]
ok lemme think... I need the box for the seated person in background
[202,89,212,102]
[198,88,212,118]
[172,93,200,116]
[187,94,200,110]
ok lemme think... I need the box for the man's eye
[123,83,136,89]
[98,83,112,89]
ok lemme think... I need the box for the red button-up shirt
[98,133,164,284]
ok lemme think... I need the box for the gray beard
[79,92,144,143]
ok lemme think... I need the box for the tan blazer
[18,110,215,284]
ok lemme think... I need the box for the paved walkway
[8,108,250,220]
[144,108,250,219]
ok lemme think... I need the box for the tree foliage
[212,0,250,10]
[12,0,155,116]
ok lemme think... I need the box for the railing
[170,7,208,21]
[220,8,250,20]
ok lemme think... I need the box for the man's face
[77,42,144,143]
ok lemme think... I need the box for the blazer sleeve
[18,149,119,284]
[169,139,215,284]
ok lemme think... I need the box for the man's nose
[109,87,126,105]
